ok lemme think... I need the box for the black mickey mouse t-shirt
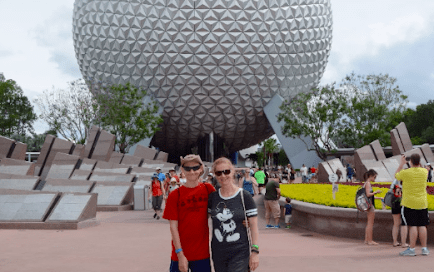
[208,188,257,251]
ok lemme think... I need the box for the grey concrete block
[0,191,58,222]
[79,158,97,171]
[10,142,27,160]
[420,144,434,163]
[91,129,115,162]
[0,136,15,159]
[34,135,56,176]
[109,152,124,164]
[370,140,386,161]
[390,129,405,156]
[47,194,91,221]
[396,122,413,152]
[70,169,92,180]
[133,145,157,160]
[0,178,40,191]
[91,183,133,206]
[0,158,36,176]
[89,172,135,183]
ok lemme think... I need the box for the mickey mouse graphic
[213,202,240,243]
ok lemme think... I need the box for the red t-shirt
[311,167,316,173]
[163,183,215,261]
[151,180,163,196]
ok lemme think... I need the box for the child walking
[284,198,292,229]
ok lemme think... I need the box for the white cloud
[407,101,418,109]
[32,5,81,78]
[322,0,434,85]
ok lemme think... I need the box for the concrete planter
[276,197,434,244]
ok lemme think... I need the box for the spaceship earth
[73,0,333,155]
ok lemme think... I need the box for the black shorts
[212,246,249,272]
[401,206,430,226]
[391,201,401,215]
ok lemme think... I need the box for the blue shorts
[169,258,211,272]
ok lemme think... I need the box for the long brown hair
[363,169,377,182]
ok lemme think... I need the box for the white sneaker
[400,248,416,256]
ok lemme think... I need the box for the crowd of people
[146,153,430,272]
[361,153,430,256]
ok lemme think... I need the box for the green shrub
[280,184,434,211]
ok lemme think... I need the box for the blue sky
[1,0,434,133]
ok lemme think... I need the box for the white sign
[329,173,338,183]
[332,182,339,200]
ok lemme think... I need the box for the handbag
[240,189,252,271]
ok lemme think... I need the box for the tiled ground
[0,194,432,272]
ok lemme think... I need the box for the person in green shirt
[254,168,266,188]
[395,154,429,256]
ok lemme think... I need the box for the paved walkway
[0,195,432,272]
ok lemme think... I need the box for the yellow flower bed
[280,184,434,211]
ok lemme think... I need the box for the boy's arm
[169,220,188,272]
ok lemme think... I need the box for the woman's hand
[375,190,382,194]
[249,251,259,271]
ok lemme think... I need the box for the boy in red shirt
[163,154,215,272]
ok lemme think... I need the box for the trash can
[144,185,150,210]
[134,184,148,210]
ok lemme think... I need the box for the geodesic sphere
[73,0,333,155]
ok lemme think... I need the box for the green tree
[0,73,37,137]
[278,73,408,160]
[278,148,289,166]
[262,138,279,166]
[421,126,434,144]
[34,79,96,144]
[337,73,408,147]
[404,100,434,144]
[247,153,258,166]
[278,84,346,160]
[92,82,163,153]
[255,151,265,168]
[12,128,58,152]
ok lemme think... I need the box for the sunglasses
[215,169,231,176]
[183,165,201,172]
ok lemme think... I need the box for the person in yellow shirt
[395,154,429,256]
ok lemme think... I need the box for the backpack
[355,186,371,212]
[383,190,396,207]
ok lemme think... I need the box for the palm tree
[263,138,279,167]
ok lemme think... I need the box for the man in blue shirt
[156,167,166,182]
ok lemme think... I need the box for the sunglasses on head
[215,169,231,176]
[183,165,201,172]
